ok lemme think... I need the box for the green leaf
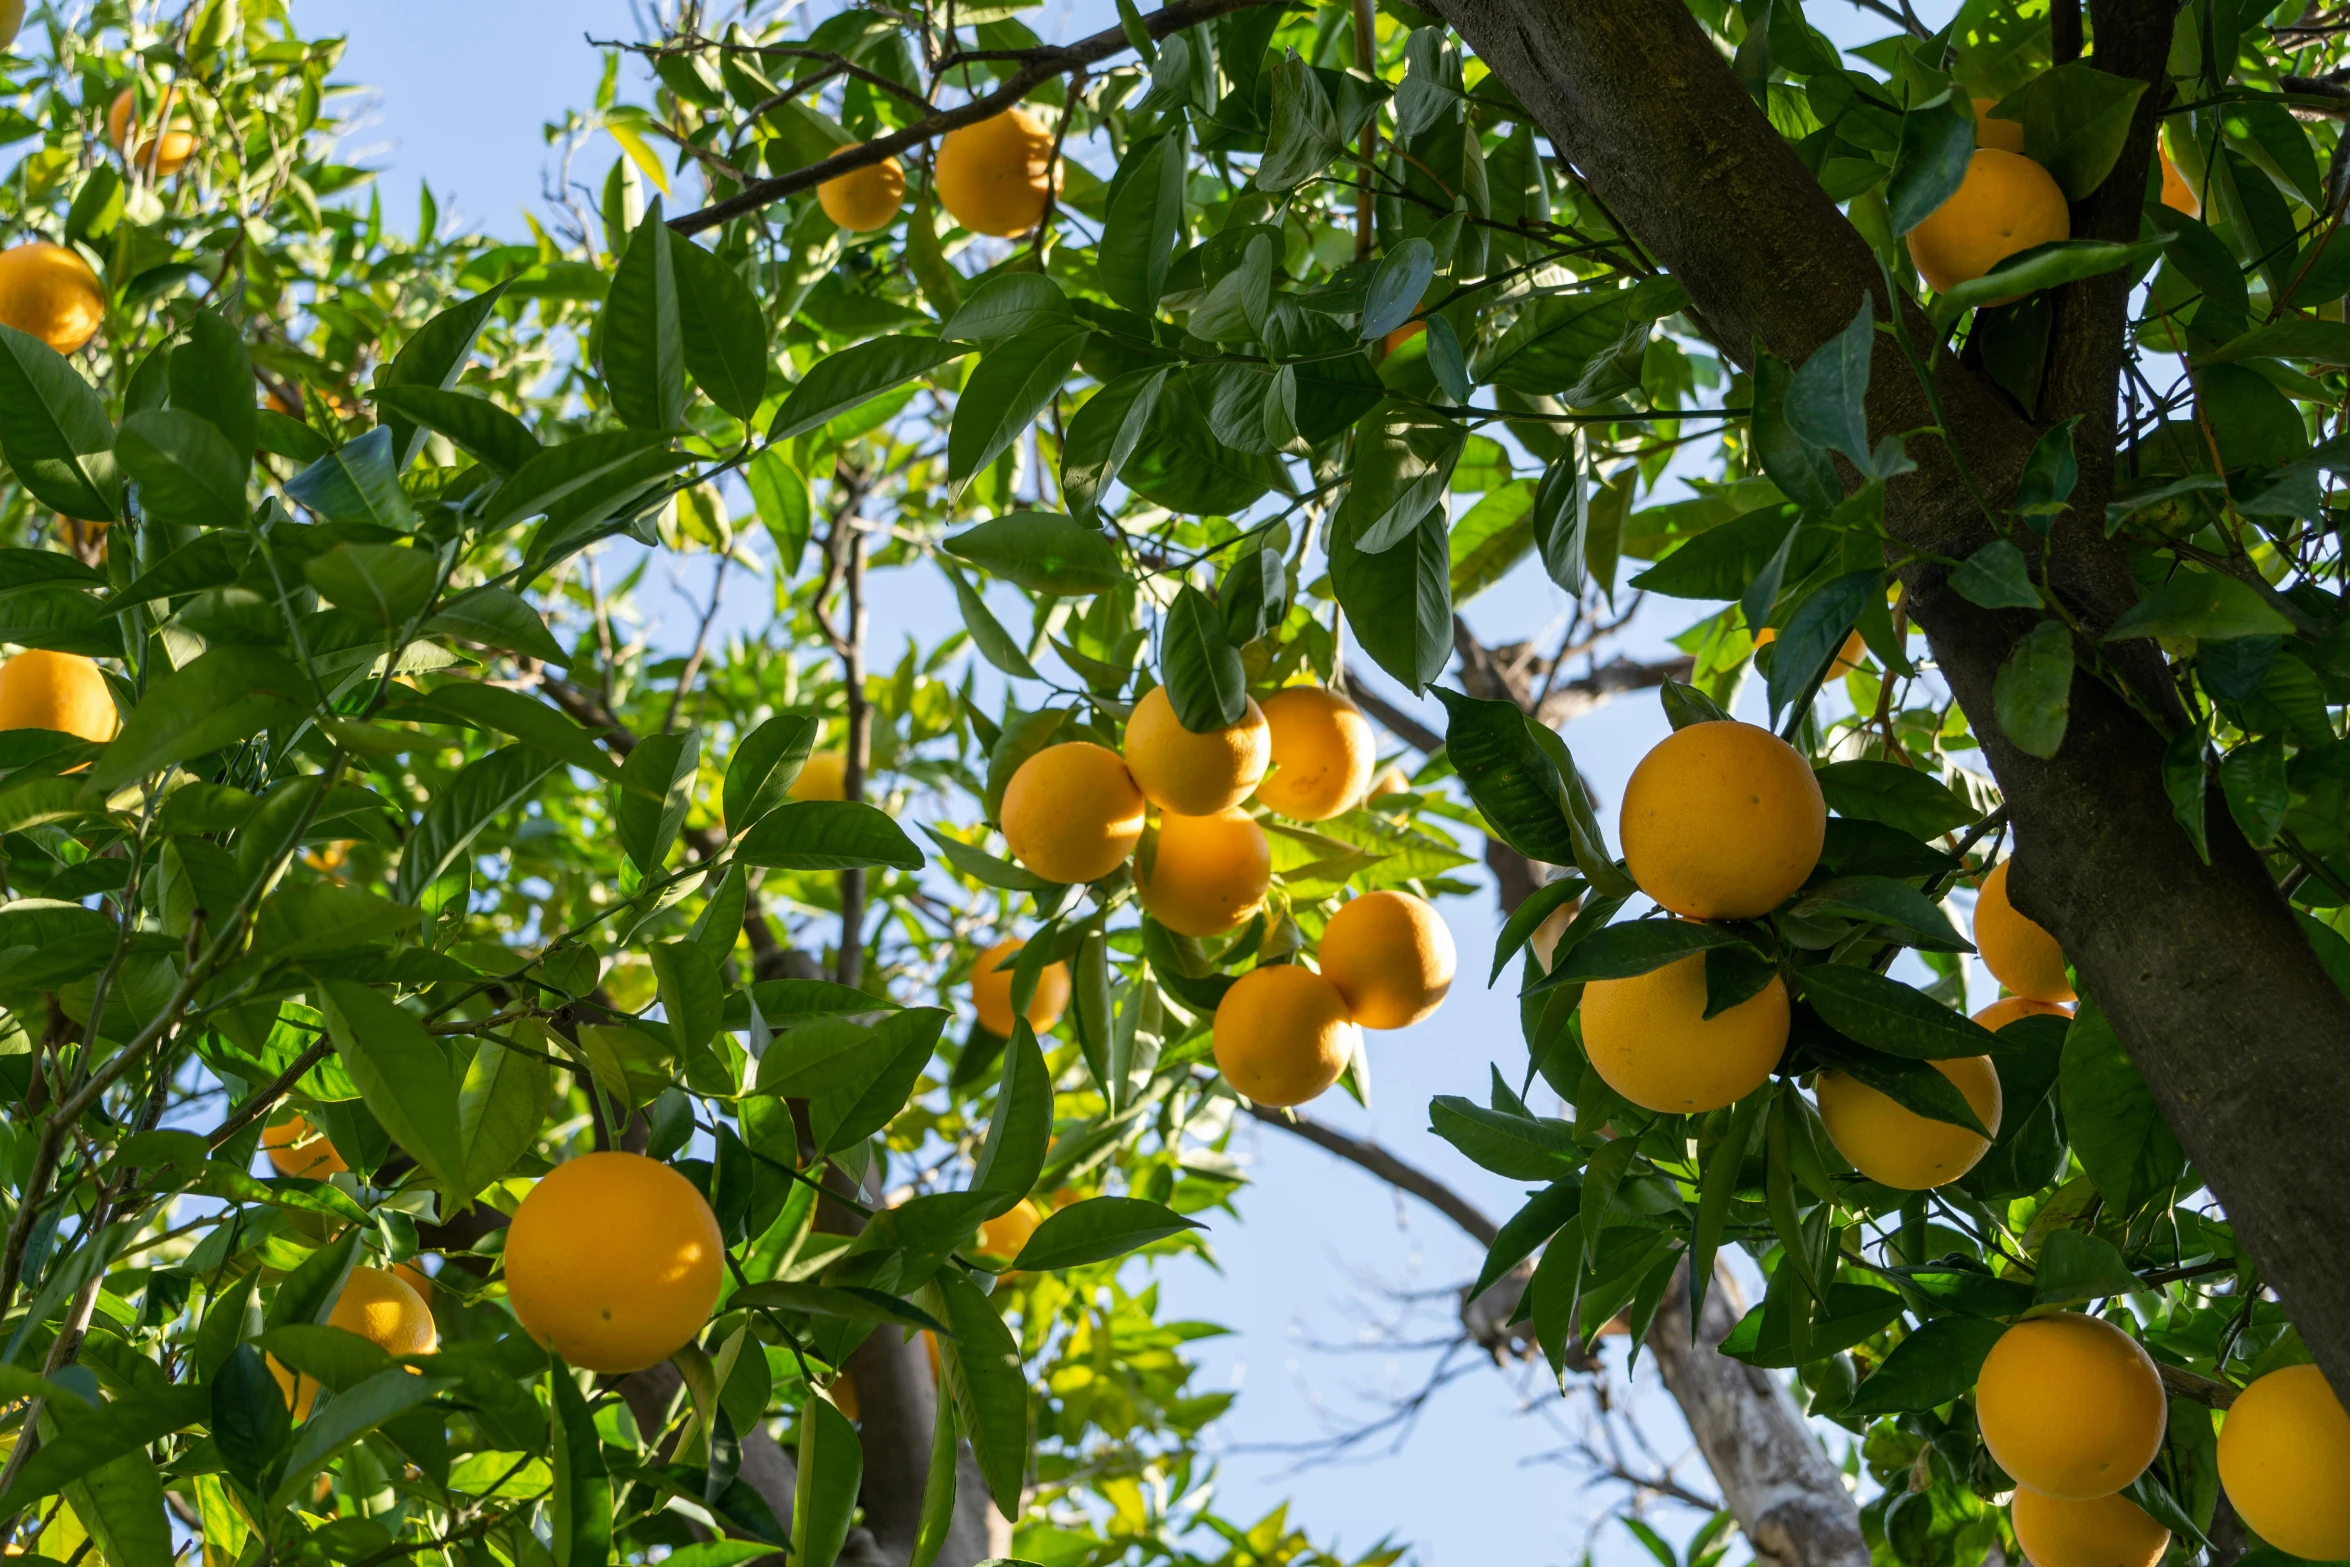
[1468,1180,1582,1301]
[1720,1283,1906,1368]
[0,900,115,991]
[0,1384,208,1519]
[792,1393,862,1567]
[1812,1034,1991,1136]
[425,585,571,665]
[1530,444,1589,595]
[1427,1096,1580,1179]
[2194,312,2350,367]
[402,745,558,901]
[90,645,309,792]
[723,713,818,837]
[935,1271,1029,1521]
[115,408,247,530]
[2104,568,2296,642]
[1257,52,1340,192]
[670,231,770,420]
[1765,569,1879,725]
[1060,367,1167,525]
[286,426,417,529]
[736,799,926,871]
[377,284,510,468]
[1841,1316,2007,1416]
[548,1358,614,1567]
[1800,965,2000,1060]
[769,334,969,443]
[972,1021,1051,1211]
[1813,759,1979,838]
[921,824,1060,892]
[1948,539,2040,609]
[0,323,118,520]
[482,430,687,533]
[1100,126,1187,316]
[942,273,1069,344]
[370,385,541,474]
[1688,1087,1770,1327]
[651,938,725,1060]
[1362,238,1436,341]
[2059,999,2185,1215]
[943,561,1041,680]
[1546,918,1753,984]
[1889,93,1975,235]
[1341,399,1466,554]
[1993,619,2073,759]
[2006,61,2149,199]
[321,980,468,1197]
[1332,505,1451,693]
[1789,876,1971,951]
[2031,1228,2144,1304]
[1490,876,1586,983]
[2163,725,2211,863]
[1436,688,1584,869]
[2017,417,2081,516]
[613,728,699,874]
[727,1280,948,1332]
[603,198,687,430]
[421,681,619,780]
[64,1418,176,1567]
[1929,238,2168,326]
[1751,355,1839,512]
[457,1034,549,1196]
[949,325,1092,494]
[756,1018,882,1099]
[942,512,1125,595]
[303,541,439,626]
[1161,585,1247,730]
[1009,1196,1205,1270]
[812,1005,948,1154]
[1785,295,1874,469]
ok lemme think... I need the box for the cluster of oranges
[817,106,1058,237]
[970,683,1457,1109]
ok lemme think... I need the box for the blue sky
[296,0,1971,1560]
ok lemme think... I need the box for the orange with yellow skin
[1123,685,1270,816]
[1580,954,1788,1113]
[1976,1314,2166,1499]
[1906,149,2070,296]
[935,108,1060,236]
[0,650,117,742]
[818,157,906,232]
[1971,98,2026,155]
[503,1151,725,1374]
[2216,1364,2350,1559]
[1620,721,1824,920]
[1973,859,2074,1003]
[970,935,1071,1037]
[107,87,195,176]
[1816,1055,2002,1190]
[262,1113,348,1180]
[1317,890,1456,1028]
[1254,687,1374,822]
[1974,996,2071,1031]
[0,244,104,355]
[972,1201,1043,1264]
[2159,137,2200,219]
[2008,1488,2170,1567]
[790,751,848,800]
[269,1266,436,1419]
[1134,807,1272,937]
[1212,964,1359,1107]
[1000,741,1146,884]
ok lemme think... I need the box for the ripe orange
[262,1113,348,1180]
[1135,807,1271,937]
[972,1201,1042,1264]
[391,1258,435,1303]
[790,750,848,801]
[1907,148,2070,296]
[1815,1054,2001,1190]
[1318,890,1456,1029]
[0,650,117,742]
[818,157,906,232]
[1000,741,1146,884]
[1973,996,2071,1031]
[0,243,104,355]
[1758,625,1867,675]
[1363,763,1413,805]
[1976,1314,2166,1499]
[2160,134,2200,219]
[1381,319,1426,356]
[2216,1364,2350,1559]
[1972,98,2025,155]
[831,1371,860,1421]
[1212,964,1359,1107]
[1974,859,2074,1003]
[503,1151,725,1374]
[107,87,195,176]
[1528,899,1580,970]
[1620,721,1824,920]
[2008,1488,2169,1567]
[1580,952,1788,1113]
[936,108,1059,236]
[270,1266,436,1420]
[970,935,1070,1037]
[1254,686,1374,822]
[1123,686,1271,816]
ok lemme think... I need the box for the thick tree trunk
[1430,0,2350,1401]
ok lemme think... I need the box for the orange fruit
[503,1151,725,1374]
[1815,1054,2001,1189]
[2216,1365,2350,1559]
[269,1266,436,1420]
[970,935,1070,1037]
[262,1114,348,1180]
[1381,319,1426,356]
[1135,807,1271,937]
[0,651,116,742]
[2159,140,2199,219]
[2008,1487,2169,1567]
[1212,964,1358,1107]
[1000,741,1146,884]
[1620,721,1824,920]
[0,243,104,355]
[972,1201,1042,1264]
[1528,899,1579,970]
[790,750,848,801]
[1972,98,2025,155]
[935,108,1059,236]
[831,1371,859,1421]
[1757,626,1867,675]
[391,1258,435,1303]
[1974,859,2073,1003]
[107,87,195,175]
[818,157,905,232]
[1974,996,2071,1031]
[1122,685,1271,816]
[1254,686,1374,822]
[1580,953,1788,1113]
[1976,1314,2166,1499]
[1363,763,1413,805]
[1317,890,1456,1028]
[1907,148,2070,296]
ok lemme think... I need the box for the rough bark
[1424,0,2350,1401]
[1649,1267,1869,1567]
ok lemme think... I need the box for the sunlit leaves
[0,322,118,521]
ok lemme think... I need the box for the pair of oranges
[817,106,1058,236]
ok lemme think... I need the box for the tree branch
[666,0,1285,236]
